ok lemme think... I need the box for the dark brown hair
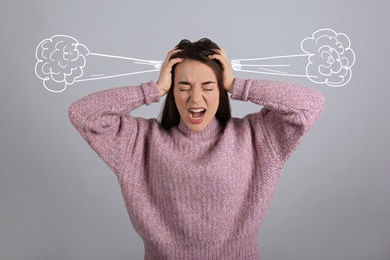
[159,38,231,130]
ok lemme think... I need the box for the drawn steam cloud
[35,28,355,93]
[35,35,89,92]
[301,28,355,87]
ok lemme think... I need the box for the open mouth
[188,108,206,124]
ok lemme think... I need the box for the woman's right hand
[156,49,184,97]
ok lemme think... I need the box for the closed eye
[203,81,216,85]
[177,81,191,92]
[202,81,216,91]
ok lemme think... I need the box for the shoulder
[223,114,265,140]
[224,112,275,149]
[225,111,265,131]
[131,117,172,139]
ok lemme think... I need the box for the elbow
[302,91,325,128]
[308,93,325,127]
[316,92,325,114]
[68,100,82,128]
[309,89,325,115]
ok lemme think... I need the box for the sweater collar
[177,117,222,140]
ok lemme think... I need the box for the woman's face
[173,59,220,132]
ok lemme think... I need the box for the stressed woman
[68,39,324,260]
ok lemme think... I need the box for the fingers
[156,49,184,97]
[210,48,228,58]
[208,48,230,69]
[162,49,184,71]
[167,57,184,69]
[164,48,182,62]
[208,48,232,71]
[208,48,235,93]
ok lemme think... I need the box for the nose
[190,88,203,103]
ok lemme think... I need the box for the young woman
[69,38,325,260]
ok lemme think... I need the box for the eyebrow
[177,81,216,85]
[177,81,191,85]
[202,81,216,85]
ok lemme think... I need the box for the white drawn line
[89,52,158,63]
[234,64,291,67]
[75,69,159,82]
[256,67,288,74]
[134,61,162,66]
[231,55,308,77]
[232,53,310,62]
[235,64,291,73]
[235,69,318,78]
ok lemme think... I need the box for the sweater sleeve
[68,81,160,174]
[230,78,325,162]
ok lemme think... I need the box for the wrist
[156,81,165,97]
[226,78,235,93]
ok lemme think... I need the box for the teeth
[189,108,205,112]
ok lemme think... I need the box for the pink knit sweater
[68,78,324,259]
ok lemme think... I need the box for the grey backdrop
[1,1,389,259]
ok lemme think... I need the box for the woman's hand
[209,48,235,93]
[156,49,184,97]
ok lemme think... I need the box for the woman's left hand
[209,48,235,93]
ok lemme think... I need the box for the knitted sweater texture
[68,78,325,260]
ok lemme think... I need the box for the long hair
[159,38,232,130]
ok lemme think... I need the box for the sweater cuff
[141,80,160,105]
[230,78,252,102]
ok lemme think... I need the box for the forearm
[68,81,160,135]
[230,78,324,113]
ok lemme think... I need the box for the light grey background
[1,1,389,259]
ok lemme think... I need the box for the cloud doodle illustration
[35,28,355,93]
[35,35,90,93]
[301,28,355,87]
